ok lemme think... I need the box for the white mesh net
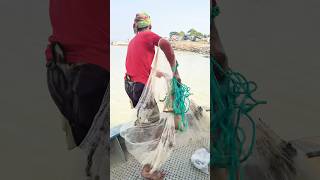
[120,45,210,173]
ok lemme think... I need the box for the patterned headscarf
[133,12,151,33]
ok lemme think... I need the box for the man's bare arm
[158,38,181,82]
[159,39,176,69]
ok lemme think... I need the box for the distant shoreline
[171,41,209,55]
[111,40,210,55]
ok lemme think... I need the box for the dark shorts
[124,79,161,124]
[124,79,145,107]
[47,61,109,146]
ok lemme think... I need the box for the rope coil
[211,4,266,180]
[170,62,191,131]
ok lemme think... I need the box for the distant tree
[187,28,203,38]
[197,32,203,38]
[178,31,185,37]
[169,31,179,38]
[187,28,197,36]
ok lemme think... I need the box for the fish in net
[120,44,210,173]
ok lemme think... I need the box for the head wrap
[133,12,151,33]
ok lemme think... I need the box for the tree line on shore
[169,28,209,41]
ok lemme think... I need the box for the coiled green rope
[211,5,266,180]
[211,59,266,177]
[171,63,191,131]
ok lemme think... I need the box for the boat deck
[111,138,210,180]
[110,132,320,180]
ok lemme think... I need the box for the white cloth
[191,148,210,174]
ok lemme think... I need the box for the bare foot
[141,165,165,180]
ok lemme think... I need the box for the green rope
[212,5,220,18]
[170,63,191,131]
[211,5,266,180]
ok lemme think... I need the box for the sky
[111,0,210,41]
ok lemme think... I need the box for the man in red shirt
[124,12,180,180]
[125,12,180,107]
[45,0,109,179]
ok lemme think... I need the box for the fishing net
[120,43,210,173]
[242,118,297,180]
[79,84,109,180]
[211,3,298,180]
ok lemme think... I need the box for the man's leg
[72,64,108,145]
[47,61,80,144]
[124,80,165,179]
[141,164,165,180]
[48,62,108,146]
[126,81,145,107]
[124,79,135,107]
[131,83,164,179]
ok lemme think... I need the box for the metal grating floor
[111,138,210,180]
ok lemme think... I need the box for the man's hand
[156,71,165,78]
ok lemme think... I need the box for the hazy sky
[111,0,210,41]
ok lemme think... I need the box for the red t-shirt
[46,0,109,70]
[125,31,161,84]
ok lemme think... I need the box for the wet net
[79,84,109,180]
[120,44,210,173]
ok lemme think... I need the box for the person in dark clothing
[46,46,108,146]
[45,0,109,179]
[46,0,108,150]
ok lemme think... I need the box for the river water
[110,46,210,127]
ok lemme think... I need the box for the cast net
[79,84,109,180]
[120,43,210,173]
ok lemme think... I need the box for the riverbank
[170,41,209,55]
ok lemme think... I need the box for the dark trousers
[47,62,108,146]
[124,79,145,107]
[124,78,161,124]
[46,44,109,146]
